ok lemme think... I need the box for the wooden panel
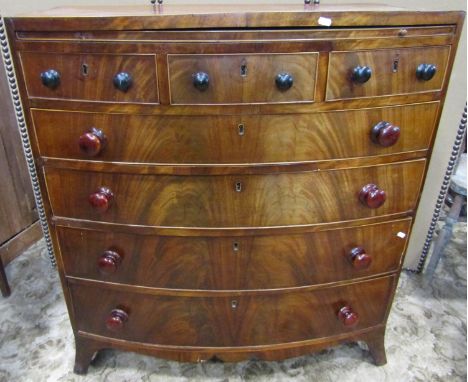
[20,52,159,103]
[58,219,410,290]
[16,26,456,42]
[69,275,394,347]
[0,53,37,245]
[32,103,438,164]
[168,53,317,104]
[44,160,425,228]
[326,46,450,100]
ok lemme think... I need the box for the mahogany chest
[4,4,464,374]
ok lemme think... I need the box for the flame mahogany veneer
[5,4,464,375]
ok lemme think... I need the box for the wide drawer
[69,276,395,347]
[32,103,438,164]
[168,53,318,104]
[58,219,410,290]
[45,160,425,227]
[20,52,159,103]
[326,46,450,100]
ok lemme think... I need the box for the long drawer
[69,275,395,347]
[45,159,425,227]
[58,219,410,290]
[32,103,438,164]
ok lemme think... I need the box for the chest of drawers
[5,4,464,374]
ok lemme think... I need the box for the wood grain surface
[58,219,410,290]
[32,102,438,164]
[168,53,317,105]
[69,275,394,347]
[326,46,450,100]
[44,160,425,228]
[20,52,159,103]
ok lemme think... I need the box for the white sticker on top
[397,232,407,239]
[318,17,332,27]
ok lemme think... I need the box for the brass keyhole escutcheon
[233,241,240,252]
[240,59,248,77]
[235,181,242,192]
[392,56,400,73]
[81,63,89,77]
[231,300,238,309]
[238,123,245,136]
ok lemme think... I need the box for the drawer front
[20,52,159,103]
[326,46,450,100]
[58,219,410,290]
[168,53,318,104]
[45,160,425,227]
[70,276,394,347]
[33,103,438,164]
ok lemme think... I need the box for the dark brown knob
[347,247,372,270]
[359,184,386,209]
[416,64,437,81]
[351,66,372,84]
[40,69,60,89]
[371,121,400,147]
[337,306,359,327]
[78,127,107,157]
[106,308,129,331]
[193,71,209,91]
[88,187,114,213]
[98,250,122,275]
[275,72,294,91]
[113,72,132,92]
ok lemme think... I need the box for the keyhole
[235,182,242,192]
[240,60,247,77]
[238,123,245,136]
[81,63,89,76]
[231,300,238,309]
[392,56,400,73]
[233,241,240,252]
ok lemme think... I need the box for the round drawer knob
[98,250,122,275]
[78,127,107,157]
[352,66,372,84]
[88,187,114,213]
[348,247,372,270]
[371,121,401,147]
[193,71,210,91]
[337,306,359,327]
[416,64,437,81]
[113,72,133,92]
[275,72,294,91]
[40,69,61,89]
[359,184,386,209]
[106,308,129,331]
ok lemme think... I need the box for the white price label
[318,17,332,27]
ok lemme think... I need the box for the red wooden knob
[359,184,386,209]
[338,306,359,327]
[371,121,400,147]
[78,127,107,157]
[98,250,122,275]
[106,308,129,331]
[348,247,372,270]
[88,187,114,213]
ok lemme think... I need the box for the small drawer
[20,52,159,103]
[32,103,438,164]
[58,219,410,290]
[326,46,450,100]
[168,53,318,104]
[69,275,395,347]
[44,159,425,228]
